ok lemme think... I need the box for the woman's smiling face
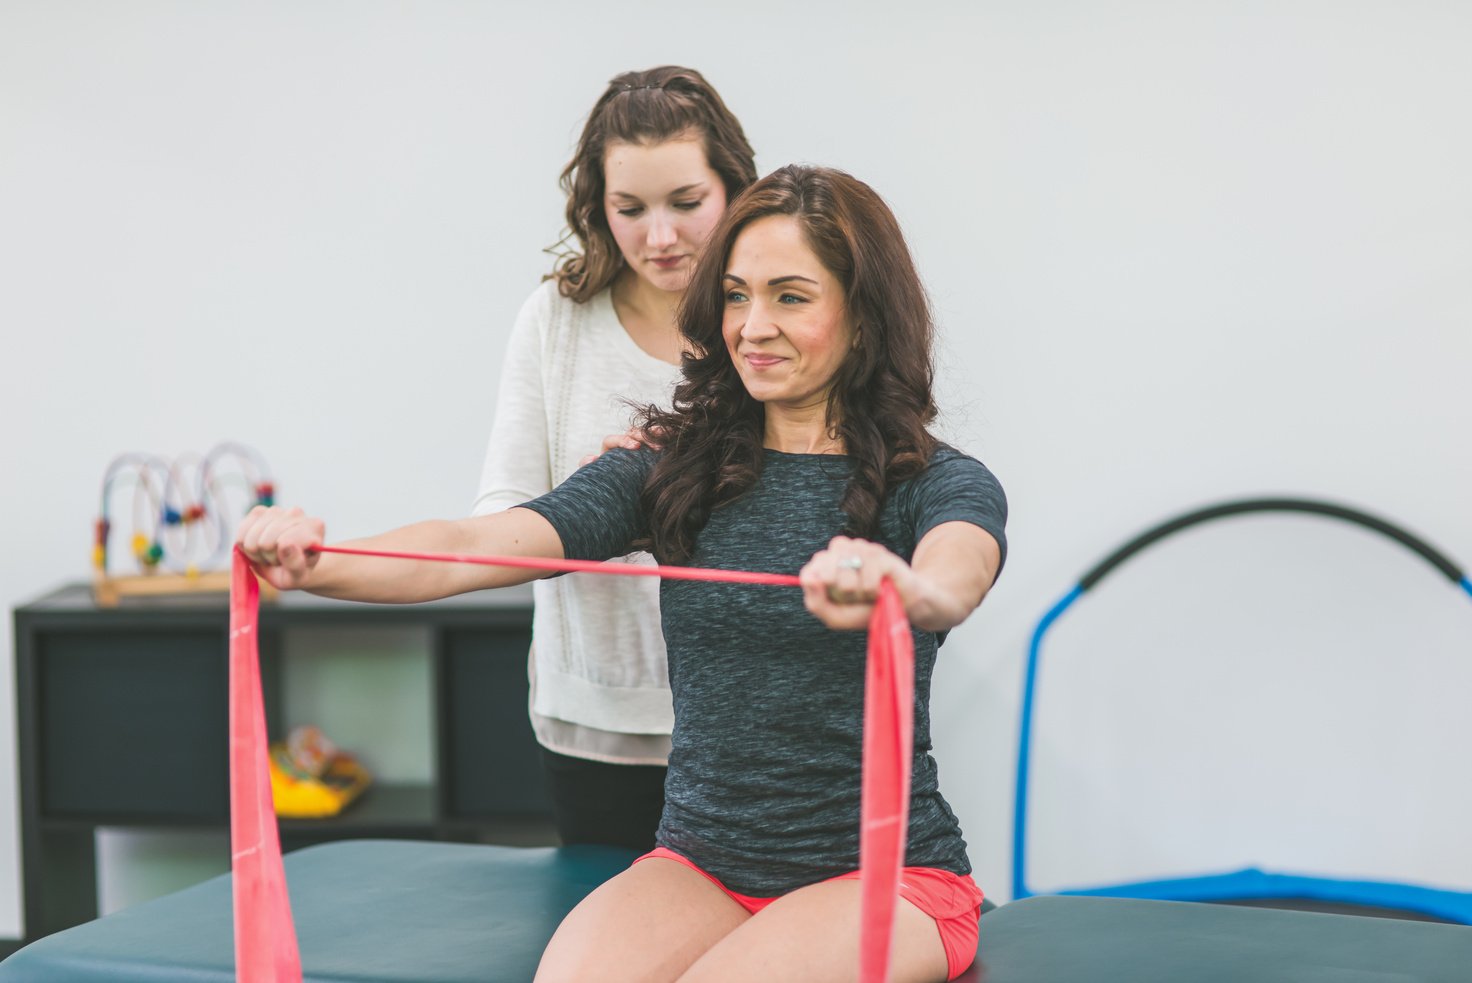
[721,214,855,413]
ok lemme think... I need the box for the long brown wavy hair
[549,66,757,302]
[638,165,941,564]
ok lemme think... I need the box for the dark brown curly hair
[637,164,941,564]
[549,66,757,302]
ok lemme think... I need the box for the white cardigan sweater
[472,280,680,765]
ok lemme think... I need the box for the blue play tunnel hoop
[1011,497,1472,921]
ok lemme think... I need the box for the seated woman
[237,164,1007,983]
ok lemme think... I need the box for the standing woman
[471,67,757,851]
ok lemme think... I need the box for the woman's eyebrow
[721,273,820,286]
[608,183,708,200]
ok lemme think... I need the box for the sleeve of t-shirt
[905,449,1009,575]
[516,448,655,562]
[470,284,554,517]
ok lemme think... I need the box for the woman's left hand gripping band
[800,535,916,630]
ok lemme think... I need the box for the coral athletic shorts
[635,846,983,980]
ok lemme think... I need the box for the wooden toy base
[93,571,277,607]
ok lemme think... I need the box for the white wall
[2,0,1470,940]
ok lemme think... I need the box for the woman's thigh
[534,857,750,983]
[675,878,950,983]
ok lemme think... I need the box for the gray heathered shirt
[521,445,1007,896]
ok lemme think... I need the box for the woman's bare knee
[675,880,948,983]
[535,859,749,983]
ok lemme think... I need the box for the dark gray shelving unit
[12,582,550,945]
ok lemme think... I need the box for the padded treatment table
[0,840,637,982]
[967,895,1472,983]
[9,840,1469,983]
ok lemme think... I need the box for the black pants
[539,747,667,853]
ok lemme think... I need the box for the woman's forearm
[300,519,499,603]
[239,506,564,603]
[906,521,1003,632]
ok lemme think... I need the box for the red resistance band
[229,547,302,982]
[229,544,915,983]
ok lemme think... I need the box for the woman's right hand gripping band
[236,505,326,590]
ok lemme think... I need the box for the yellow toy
[267,725,373,819]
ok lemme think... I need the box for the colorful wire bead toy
[94,442,277,582]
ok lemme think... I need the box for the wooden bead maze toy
[93,441,278,605]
